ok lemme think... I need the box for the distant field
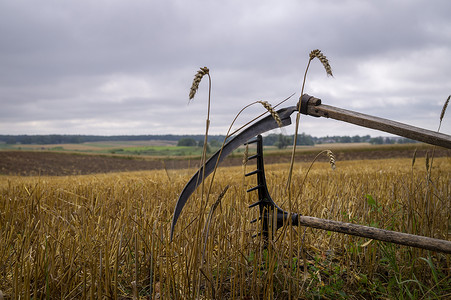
[0,139,444,156]
[0,142,449,176]
[0,139,217,157]
[0,139,178,152]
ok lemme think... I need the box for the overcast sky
[1,0,450,138]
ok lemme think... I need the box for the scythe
[170,94,451,253]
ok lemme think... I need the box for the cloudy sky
[1,0,450,138]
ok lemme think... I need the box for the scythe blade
[170,105,297,240]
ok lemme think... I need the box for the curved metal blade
[170,105,297,240]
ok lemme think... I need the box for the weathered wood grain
[302,95,451,149]
[298,215,451,254]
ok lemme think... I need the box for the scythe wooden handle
[301,94,451,149]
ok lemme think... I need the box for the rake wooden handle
[298,215,451,254]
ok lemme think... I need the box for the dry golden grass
[0,157,450,298]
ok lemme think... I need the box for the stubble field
[0,148,450,299]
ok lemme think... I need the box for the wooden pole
[301,94,451,149]
[297,215,451,254]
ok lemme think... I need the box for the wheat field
[1,156,450,299]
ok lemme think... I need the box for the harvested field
[1,144,449,176]
[1,157,450,298]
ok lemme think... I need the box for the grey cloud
[0,0,450,137]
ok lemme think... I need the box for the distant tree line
[262,133,314,148]
[260,133,417,148]
[366,136,418,145]
[310,135,417,145]
[312,135,372,144]
[0,133,418,146]
[0,134,226,145]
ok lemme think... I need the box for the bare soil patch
[1,146,449,176]
[0,151,192,176]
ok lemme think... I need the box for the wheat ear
[257,101,283,127]
[309,49,333,77]
[189,67,210,100]
[439,95,450,125]
[326,150,336,170]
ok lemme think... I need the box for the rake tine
[245,169,260,177]
[245,134,300,245]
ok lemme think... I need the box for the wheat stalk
[424,95,449,236]
[287,49,333,196]
[201,185,229,262]
[243,143,249,166]
[426,94,450,178]
[187,66,212,297]
[187,66,212,201]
